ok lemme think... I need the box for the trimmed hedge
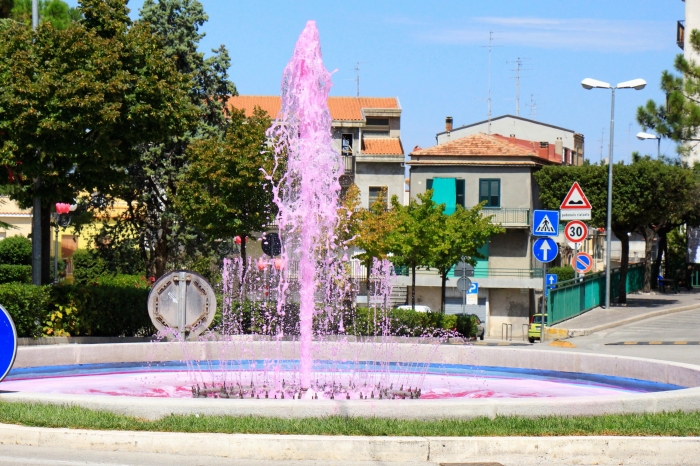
[0,235,32,265]
[549,265,576,282]
[0,279,153,338]
[0,264,32,284]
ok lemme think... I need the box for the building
[678,0,700,164]
[406,132,566,338]
[437,115,584,166]
[227,96,405,208]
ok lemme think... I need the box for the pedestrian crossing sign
[532,210,559,237]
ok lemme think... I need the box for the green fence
[547,263,645,325]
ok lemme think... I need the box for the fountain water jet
[267,21,343,389]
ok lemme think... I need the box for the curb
[557,303,700,337]
[0,424,699,463]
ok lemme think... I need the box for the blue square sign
[545,273,558,297]
[532,210,559,237]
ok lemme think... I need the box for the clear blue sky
[68,0,685,163]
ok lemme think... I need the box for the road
[532,307,700,365]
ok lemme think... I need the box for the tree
[176,107,275,270]
[91,0,235,278]
[637,29,700,158]
[386,191,441,310]
[425,201,503,312]
[352,190,396,292]
[11,0,81,29]
[0,0,194,283]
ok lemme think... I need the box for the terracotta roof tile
[410,133,560,163]
[226,96,399,121]
[362,138,403,155]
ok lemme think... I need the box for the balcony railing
[482,207,530,227]
[678,20,685,50]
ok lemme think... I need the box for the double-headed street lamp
[581,77,646,310]
[637,132,661,159]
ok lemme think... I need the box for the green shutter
[431,178,456,215]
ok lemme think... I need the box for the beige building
[678,0,700,164]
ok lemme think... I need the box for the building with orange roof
[227,96,405,208]
[403,131,575,339]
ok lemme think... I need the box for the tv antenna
[525,94,537,120]
[598,127,606,163]
[354,62,367,97]
[507,57,531,117]
[480,32,501,134]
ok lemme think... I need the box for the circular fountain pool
[2,360,684,400]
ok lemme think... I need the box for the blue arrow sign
[545,274,558,297]
[0,304,17,383]
[533,237,558,263]
[532,210,560,237]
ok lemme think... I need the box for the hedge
[549,265,576,282]
[0,279,153,338]
[0,264,32,284]
[0,235,32,266]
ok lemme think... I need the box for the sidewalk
[550,289,700,337]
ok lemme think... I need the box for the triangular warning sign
[560,182,592,209]
[535,214,556,234]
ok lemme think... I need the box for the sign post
[565,220,588,279]
[532,236,558,342]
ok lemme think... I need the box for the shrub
[455,313,478,338]
[0,264,32,284]
[549,265,576,282]
[0,283,50,337]
[70,249,108,286]
[0,235,32,265]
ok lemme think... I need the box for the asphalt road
[534,307,700,365]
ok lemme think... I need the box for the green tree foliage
[534,162,695,301]
[386,191,442,310]
[11,0,80,29]
[351,190,396,290]
[0,235,31,265]
[93,0,235,279]
[425,200,503,312]
[176,107,274,268]
[637,29,700,157]
[0,0,194,283]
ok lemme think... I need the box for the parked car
[528,313,548,343]
[396,305,432,313]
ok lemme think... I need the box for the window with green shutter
[479,179,500,207]
[426,178,465,208]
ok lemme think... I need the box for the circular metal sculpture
[0,304,17,383]
[147,270,217,338]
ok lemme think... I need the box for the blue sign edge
[532,210,560,237]
[0,304,18,383]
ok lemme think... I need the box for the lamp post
[581,78,646,309]
[53,203,76,284]
[636,132,661,159]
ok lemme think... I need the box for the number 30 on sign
[564,220,588,244]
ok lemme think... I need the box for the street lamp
[53,203,76,284]
[636,132,661,159]
[581,77,646,310]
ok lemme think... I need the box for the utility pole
[508,57,530,117]
[31,0,42,286]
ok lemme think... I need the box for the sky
[67,0,686,164]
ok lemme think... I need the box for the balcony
[678,20,685,50]
[482,208,530,227]
[339,154,355,188]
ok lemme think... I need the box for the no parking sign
[572,252,594,274]
[0,304,17,382]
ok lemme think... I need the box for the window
[368,186,387,209]
[426,178,465,208]
[364,118,390,137]
[479,179,500,207]
[341,134,353,156]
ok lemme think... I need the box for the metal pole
[604,88,615,310]
[31,1,41,285]
[574,243,579,279]
[541,262,547,342]
[54,217,58,284]
[657,137,660,160]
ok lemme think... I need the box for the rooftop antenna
[598,127,606,163]
[525,94,537,120]
[480,32,501,134]
[354,62,367,97]
[508,57,531,117]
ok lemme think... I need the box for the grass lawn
[0,401,699,436]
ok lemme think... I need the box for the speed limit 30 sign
[564,220,588,244]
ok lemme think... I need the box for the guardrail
[547,262,645,325]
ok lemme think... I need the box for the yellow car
[528,313,548,343]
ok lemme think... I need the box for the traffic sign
[564,220,588,244]
[560,182,592,220]
[533,237,558,263]
[467,282,478,305]
[0,304,17,383]
[454,261,474,277]
[545,274,558,297]
[572,251,594,273]
[457,276,472,292]
[532,210,559,237]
